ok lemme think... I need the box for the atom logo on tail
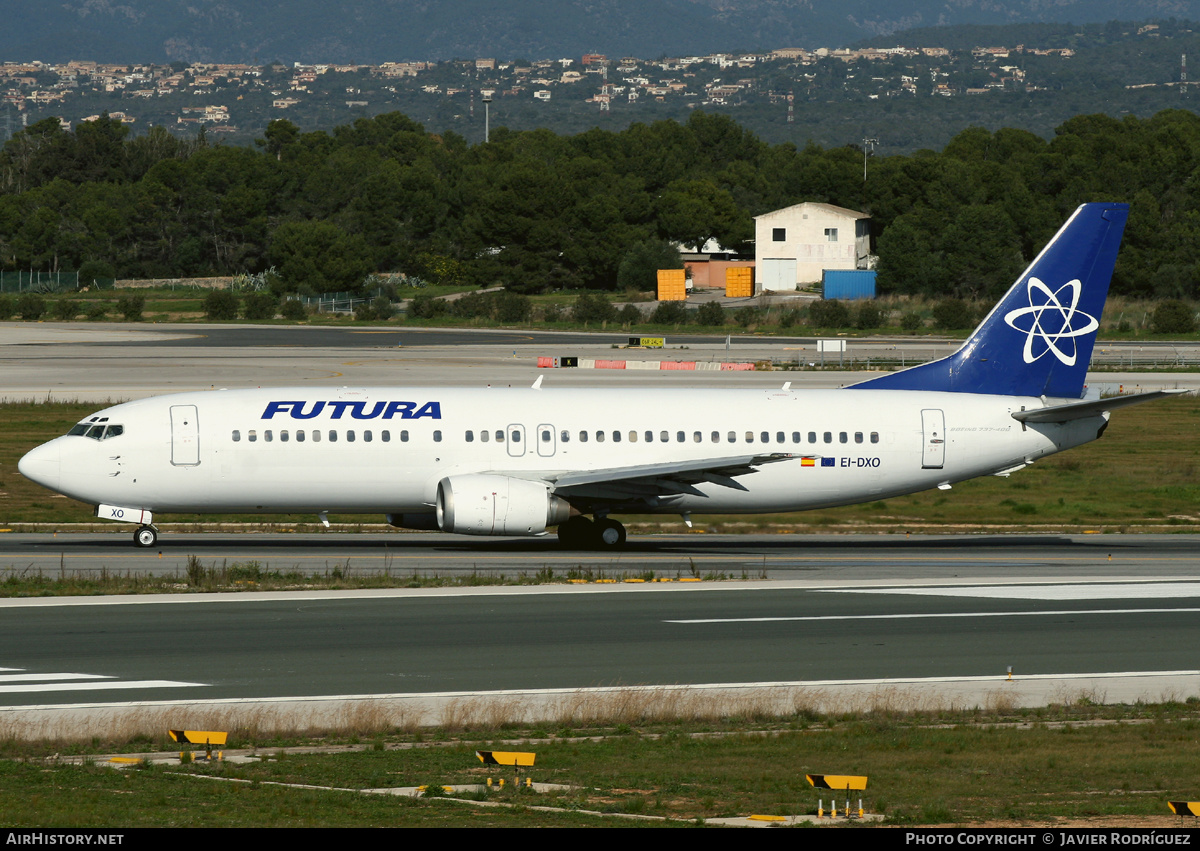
[1003,276,1099,366]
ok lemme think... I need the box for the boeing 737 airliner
[18,203,1181,549]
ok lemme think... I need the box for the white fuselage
[21,385,1105,518]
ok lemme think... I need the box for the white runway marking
[0,667,207,694]
[667,607,1200,624]
[0,673,111,683]
[830,582,1200,600]
[0,680,206,694]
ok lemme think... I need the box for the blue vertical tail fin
[851,202,1129,399]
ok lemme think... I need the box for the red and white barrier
[537,357,756,371]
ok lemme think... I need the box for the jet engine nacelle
[436,474,571,536]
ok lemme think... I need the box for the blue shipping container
[822,269,876,300]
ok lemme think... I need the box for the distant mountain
[6,0,1200,63]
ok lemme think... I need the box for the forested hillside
[1,108,1198,299]
[12,0,1200,63]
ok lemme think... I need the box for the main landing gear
[133,524,158,548]
[556,515,627,550]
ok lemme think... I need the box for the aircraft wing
[504,453,800,500]
[1012,389,1188,423]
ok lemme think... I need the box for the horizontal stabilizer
[1012,390,1188,423]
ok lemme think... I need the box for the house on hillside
[753,202,872,291]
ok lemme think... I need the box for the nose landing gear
[133,525,158,548]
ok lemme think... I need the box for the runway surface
[1,533,1198,725]
[1,577,1198,702]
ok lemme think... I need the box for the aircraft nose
[18,441,61,492]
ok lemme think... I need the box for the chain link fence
[294,287,392,314]
[0,271,115,293]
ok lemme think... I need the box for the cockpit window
[70,423,124,440]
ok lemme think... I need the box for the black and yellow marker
[806,773,867,791]
[478,750,537,790]
[169,729,227,761]
[476,750,535,767]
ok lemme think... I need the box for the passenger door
[921,408,945,469]
[170,405,200,466]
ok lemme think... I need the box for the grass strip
[6,703,1200,827]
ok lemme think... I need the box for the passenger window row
[561,430,879,445]
[464,430,507,443]
[232,429,404,443]
[233,428,880,447]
